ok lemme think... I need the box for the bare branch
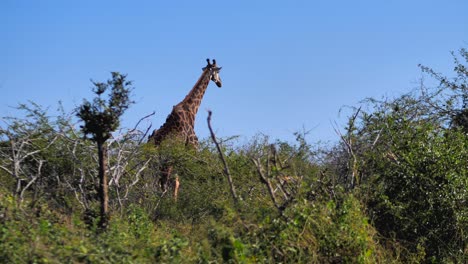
[124,158,152,200]
[332,106,362,188]
[207,110,239,204]
[0,165,12,175]
[251,157,282,212]
[19,160,44,201]
[131,111,155,133]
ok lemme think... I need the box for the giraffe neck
[149,68,212,147]
[177,68,211,117]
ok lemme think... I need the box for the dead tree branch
[333,106,361,188]
[207,110,239,204]
[251,157,281,211]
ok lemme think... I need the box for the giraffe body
[149,59,222,198]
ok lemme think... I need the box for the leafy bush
[246,191,389,263]
[333,91,468,261]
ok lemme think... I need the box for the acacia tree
[77,72,133,228]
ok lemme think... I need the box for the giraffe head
[203,58,222,88]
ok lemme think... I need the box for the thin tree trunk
[97,141,109,229]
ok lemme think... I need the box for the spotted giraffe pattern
[149,59,222,197]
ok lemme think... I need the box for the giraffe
[149,58,222,199]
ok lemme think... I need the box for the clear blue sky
[2,1,467,143]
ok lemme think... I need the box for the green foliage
[0,192,161,263]
[154,236,189,262]
[361,112,467,261]
[317,48,468,262]
[205,221,249,262]
[336,82,468,261]
[77,72,134,143]
[247,192,389,263]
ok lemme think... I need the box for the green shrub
[337,89,468,261]
[248,193,389,263]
